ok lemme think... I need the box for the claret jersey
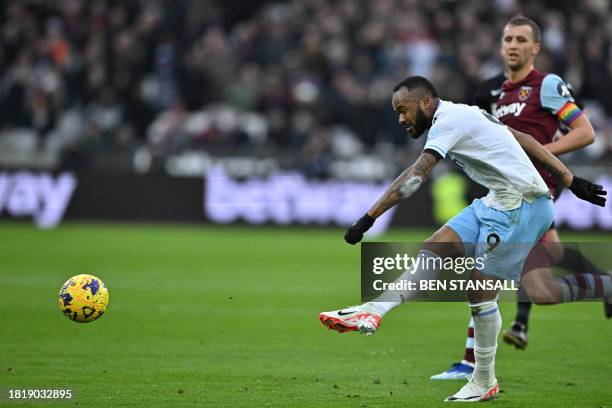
[493,69,584,196]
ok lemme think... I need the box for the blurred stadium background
[0,1,611,407]
[0,0,610,232]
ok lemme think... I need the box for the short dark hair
[392,76,438,98]
[506,15,541,43]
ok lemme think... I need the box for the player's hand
[569,176,607,207]
[344,214,375,245]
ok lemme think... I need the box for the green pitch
[0,223,610,407]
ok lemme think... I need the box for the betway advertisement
[204,167,396,236]
[0,171,77,228]
[0,169,610,232]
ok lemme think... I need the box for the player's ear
[532,41,540,56]
[420,95,431,110]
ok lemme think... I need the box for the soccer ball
[58,274,109,323]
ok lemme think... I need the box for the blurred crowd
[0,0,611,173]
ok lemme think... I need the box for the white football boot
[319,304,382,335]
[445,378,499,402]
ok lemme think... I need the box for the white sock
[367,249,442,316]
[469,299,501,388]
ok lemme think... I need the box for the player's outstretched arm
[367,152,438,218]
[344,152,438,244]
[508,127,607,207]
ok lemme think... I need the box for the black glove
[568,176,607,207]
[344,213,375,245]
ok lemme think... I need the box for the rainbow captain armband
[556,101,583,125]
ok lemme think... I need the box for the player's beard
[410,105,432,139]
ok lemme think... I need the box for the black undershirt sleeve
[423,148,443,162]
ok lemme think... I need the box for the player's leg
[501,229,557,349]
[446,270,500,402]
[448,195,553,402]
[319,224,466,334]
[520,254,612,305]
[428,204,483,380]
[552,232,612,318]
[523,228,611,309]
[517,229,612,305]
[358,204,477,331]
[365,225,465,313]
[504,228,612,347]
[320,200,481,335]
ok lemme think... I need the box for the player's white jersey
[424,100,550,211]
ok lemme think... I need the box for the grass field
[0,222,610,407]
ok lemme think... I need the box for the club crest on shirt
[518,86,532,101]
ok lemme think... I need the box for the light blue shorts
[446,195,554,281]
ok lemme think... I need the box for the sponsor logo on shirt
[493,102,526,118]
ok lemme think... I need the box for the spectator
[0,0,609,173]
